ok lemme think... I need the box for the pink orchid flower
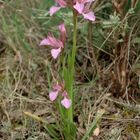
[50,0,67,16]
[49,84,62,101]
[40,23,66,59]
[49,90,59,101]
[49,83,71,109]
[50,0,95,22]
[61,90,71,109]
[73,0,95,21]
[61,97,72,109]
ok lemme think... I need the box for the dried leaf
[93,127,100,136]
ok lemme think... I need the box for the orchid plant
[50,0,95,21]
[49,82,71,109]
[40,23,66,59]
[40,0,96,139]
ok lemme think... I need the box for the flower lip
[49,90,59,101]
[51,48,62,59]
[61,97,71,109]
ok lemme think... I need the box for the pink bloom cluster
[50,0,95,21]
[49,83,71,109]
[40,23,66,59]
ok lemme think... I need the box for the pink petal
[61,97,71,109]
[83,0,95,3]
[55,0,67,7]
[62,90,68,97]
[53,84,62,91]
[79,0,93,4]
[48,35,63,48]
[50,6,61,16]
[82,11,95,21]
[58,23,66,35]
[49,91,58,101]
[51,47,61,59]
[73,2,84,14]
[58,23,67,45]
[42,34,63,48]
[40,38,49,46]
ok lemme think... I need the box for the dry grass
[0,0,140,140]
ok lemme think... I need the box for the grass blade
[82,109,105,140]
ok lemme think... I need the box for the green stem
[68,10,77,123]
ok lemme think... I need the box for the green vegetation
[0,0,140,139]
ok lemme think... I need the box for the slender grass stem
[68,10,77,123]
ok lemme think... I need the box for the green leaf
[102,14,120,28]
[134,0,140,13]
[44,124,60,140]
[63,119,77,140]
